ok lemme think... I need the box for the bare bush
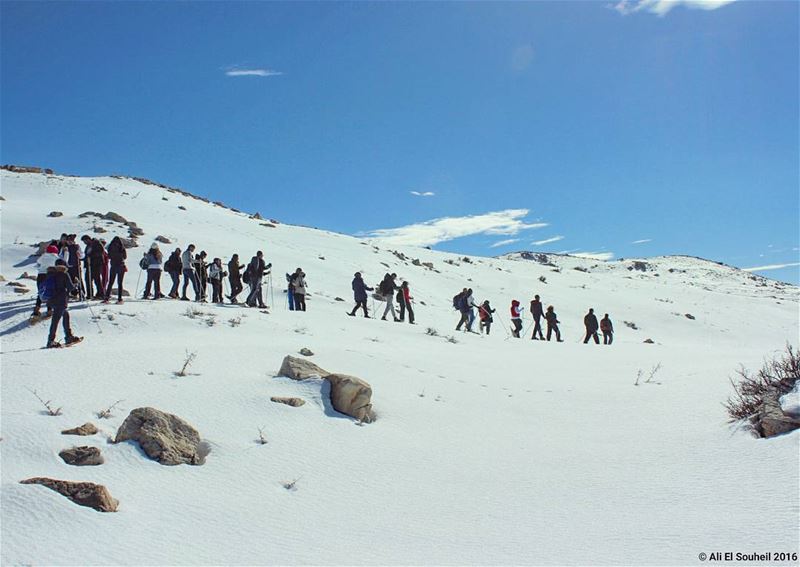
[425,327,439,337]
[257,427,268,445]
[282,477,301,491]
[27,388,62,416]
[96,400,124,419]
[228,317,242,327]
[445,335,458,344]
[174,350,197,377]
[724,344,799,423]
[634,363,662,386]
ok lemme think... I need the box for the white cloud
[742,262,800,272]
[532,235,565,246]
[572,251,615,261]
[225,68,283,77]
[632,238,652,244]
[511,44,535,72]
[410,191,435,197]
[364,209,548,247]
[489,238,521,249]
[612,0,736,16]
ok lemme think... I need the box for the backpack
[452,293,461,310]
[242,266,251,285]
[39,274,56,303]
[139,255,149,270]
[379,279,392,295]
[396,289,403,303]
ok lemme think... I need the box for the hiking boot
[65,335,83,346]
[116,299,124,305]
[46,340,62,349]
[180,296,190,301]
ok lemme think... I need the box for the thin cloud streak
[225,68,283,77]
[364,209,548,247]
[632,238,652,244]
[410,191,435,197]
[742,262,800,272]
[490,238,521,249]
[612,0,736,16]
[532,235,565,246]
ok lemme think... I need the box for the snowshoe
[45,341,62,349]
[64,336,84,347]
[115,299,124,305]
[29,314,41,325]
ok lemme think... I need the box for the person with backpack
[464,288,478,331]
[454,288,469,331]
[545,305,563,342]
[378,273,399,321]
[142,243,164,300]
[244,251,271,308]
[44,259,82,348]
[63,234,83,299]
[164,247,182,299]
[227,254,244,304]
[397,281,415,324]
[510,300,524,338]
[104,236,127,304]
[81,235,105,299]
[348,272,373,317]
[286,273,296,310]
[478,300,495,335]
[600,313,614,345]
[530,294,545,340]
[181,244,200,301]
[291,268,307,311]
[583,308,600,344]
[31,242,59,320]
[194,251,209,302]
[208,258,227,304]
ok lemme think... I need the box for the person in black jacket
[600,313,614,345]
[348,272,373,317]
[545,305,563,342]
[530,294,545,340]
[81,235,105,299]
[379,273,399,321]
[245,251,271,308]
[104,236,127,304]
[194,251,209,302]
[583,308,600,344]
[227,254,244,304]
[45,259,82,348]
[164,247,182,299]
[64,234,83,299]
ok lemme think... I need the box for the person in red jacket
[510,299,524,338]
[397,281,415,324]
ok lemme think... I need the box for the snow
[781,383,800,419]
[1,170,798,565]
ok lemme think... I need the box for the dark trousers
[168,270,180,296]
[603,331,613,345]
[68,265,81,297]
[182,269,199,299]
[246,282,264,307]
[198,275,207,300]
[584,330,600,344]
[87,262,103,298]
[34,274,50,315]
[288,288,295,310]
[547,324,561,342]
[456,311,470,330]
[531,316,544,339]
[229,277,243,302]
[512,319,523,338]
[211,279,223,303]
[106,265,125,301]
[294,293,306,311]
[399,300,414,323]
[144,269,162,298]
[47,303,72,343]
[350,300,368,317]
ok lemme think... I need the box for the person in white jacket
[31,241,59,319]
[142,243,164,300]
[208,258,227,304]
[291,268,307,311]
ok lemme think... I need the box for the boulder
[270,396,306,407]
[47,211,63,218]
[278,355,328,380]
[643,338,655,344]
[155,235,171,244]
[128,227,144,237]
[758,395,800,438]
[93,226,107,233]
[325,373,375,423]
[299,348,314,356]
[59,446,104,466]
[102,211,128,224]
[114,407,204,465]
[20,477,118,512]
[62,422,99,436]
[684,313,696,320]
[120,238,138,249]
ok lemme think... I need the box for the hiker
[104,236,127,304]
[510,300,524,338]
[348,272,373,317]
[530,294,545,340]
[583,308,600,344]
[286,272,295,310]
[600,313,614,345]
[397,281,415,324]
[164,247,182,298]
[181,244,200,301]
[63,234,83,298]
[141,243,164,299]
[291,268,307,311]
[454,288,469,331]
[478,300,495,334]
[244,251,271,308]
[463,288,478,331]
[379,273,399,321]
[81,235,105,299]
[194,251,209,302]
[227,254,244,303]
[99,238,109,293]
[32,242,59,320]
[208,258,227,304]
[545,305,563,342]
[44,259,82,348]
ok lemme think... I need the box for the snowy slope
[1,170,798,566]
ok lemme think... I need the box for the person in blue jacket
[348,272,374,318]
[45,259,82,348]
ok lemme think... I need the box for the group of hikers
[29,233,614,348]
[452,289,614,344]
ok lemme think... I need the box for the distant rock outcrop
[279,355,328,380]
[270,396,306,407]
[47,211,63,218]
[20,477,118,512]
[114,407,205,465]
[299,348,314,357]
[325,374,376,423]
[59,446,104,466]
[61,422,98,436]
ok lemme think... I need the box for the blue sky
[2,0,798,283]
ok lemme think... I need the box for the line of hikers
[452,289,614,344]
[348,272,415,323]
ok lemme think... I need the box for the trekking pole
[523,316,535,338]
[135,267,143,300]
[495,311,512,338]
[269,272,274,308]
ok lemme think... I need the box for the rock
[78,211,100,218]
[59,446,104,466]
[19,272,36,280]
[629,261,650,272]
[299,348,314,356]
[62,422,99,436]
[178,205,187,210]
[270,396,306,407]
[0,274,5,282]
[12,287,30,294]
[643,338,655,344]
[278,355,328,380]
[684,313,696,320]
[251,212,263,220]
[155,235,171,244]
[758,395,800,438]
[334,297,345,302]
[325,374,375,423]
[20,477,118,512]
[102,211,128,223]
[128,227,144,237]
[93,226,107,233]
[114,407,204,465]
[47,211,63,218]
[120,238,138,249]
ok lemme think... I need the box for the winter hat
[54,258,68,272]
[45,244,59,254]
[150,242,159,250]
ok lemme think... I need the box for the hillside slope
[1,170,798,565]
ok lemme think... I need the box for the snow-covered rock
[114,407,203,466]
